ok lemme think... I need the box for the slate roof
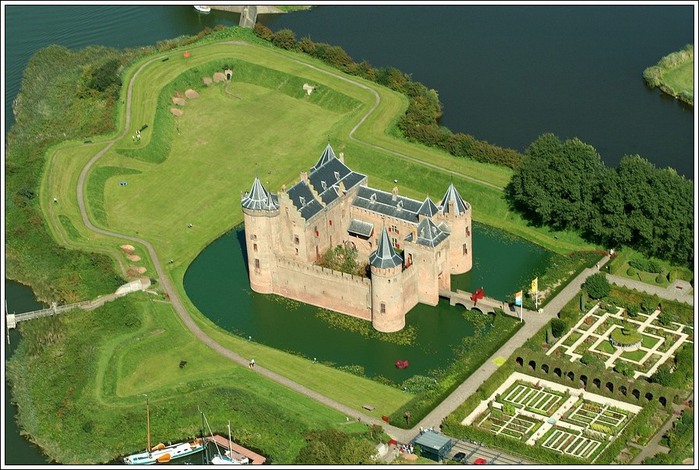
[416,218,449,248]
[286,145,366,220]
[241,177,279,211]
[347,219,374,238]
[352,186,423,224]
[369,228,403,269]
[440,183,469,215]
[417,196,439,217]
[310,143,336,173]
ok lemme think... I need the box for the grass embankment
[606,246,693,288]
[14,26,597,463]
[643,44,694,106]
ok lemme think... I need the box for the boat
[123,398,205,465]
[210,421,249,465]
[202,413,250,466]
[193,5,211,14]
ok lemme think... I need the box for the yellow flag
[531,277,538,293]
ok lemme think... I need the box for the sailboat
[123,397,205,465]
[210,421,249,465]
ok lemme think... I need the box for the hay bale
[172,97,186,106]
[120,244,135,253]
[184,89,199,99]
[126,254,141,262]
[136,267,147,274]
[213,72,226,82]
[170,108,184,116]
[203,76,213,86]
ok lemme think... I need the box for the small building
[412,430,454,462]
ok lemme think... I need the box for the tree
[550,318,567,338]
[272,28,296,50]
[584,273,610,299]
[295,440,334,464]
[613,361,634,377]
[337,437,376,464]
[507,134,606,231]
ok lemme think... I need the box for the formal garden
[547,302,693,379]
[462,372,640,463]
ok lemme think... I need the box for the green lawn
[661,61,694,97]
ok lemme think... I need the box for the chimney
[338,152,344,163]
[300,171,308,184]
[392,186,398,201]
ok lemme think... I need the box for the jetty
[205,435,266,464]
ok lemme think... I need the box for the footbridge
[440,289,511,316]
[5,278,151,332]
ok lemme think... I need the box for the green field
[24,30,600,463]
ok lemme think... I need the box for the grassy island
[643,44,694,106]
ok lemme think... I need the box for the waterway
[2,3,694,464]
[4,4,694,178]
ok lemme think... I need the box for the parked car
[474,458,488,465]
[452,452,467,463]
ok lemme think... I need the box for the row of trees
[253,24,524,168]
[506,133,693,266]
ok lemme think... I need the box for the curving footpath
[70,41,607,448]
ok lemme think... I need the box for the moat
[184,222,554,382]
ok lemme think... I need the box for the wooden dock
[206,435,266,464]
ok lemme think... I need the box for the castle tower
[440,183,472,274]
[370,227,405,332]
[241,177,280,294]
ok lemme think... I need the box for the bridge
[440,289,523,319]
[5,278,151,333]
[208,5,265,28]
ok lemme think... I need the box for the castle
[241,144,472,332]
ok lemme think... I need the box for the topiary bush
[626,267,637,276]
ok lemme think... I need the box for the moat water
[182,222,554,382]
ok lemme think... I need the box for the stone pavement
[607,274,693,305]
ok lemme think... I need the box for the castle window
[392,237,398,247]
[391,224,398,234]
[463,244,468,255]
[406,253,413,267]
[251,234,257,240]
[380,302,386,314]
[254,259,260,269]
[253,243,258,252]
[294,235,300,245]
[295,248,299,255]
[466,227,470,237]
[329,220,333,226]
[314,227,319,237]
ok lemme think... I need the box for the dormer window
[321,181,327,190]
[334,171,340,180]
[397,200,403,211]
[370,193,376,203]
[299,196,305,205]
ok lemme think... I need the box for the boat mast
[227,421,233,457]
[146,397,152,456]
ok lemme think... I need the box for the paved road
[70,40,614,456]
[607,274,693,305]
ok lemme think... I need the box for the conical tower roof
[440,183,468,215]
[417,196,439,217]
[310,143,337,172]
[417,218,448,248]
[369,227,403,269]
[241,177,279,211]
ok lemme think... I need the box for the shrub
[626,267,637,276]
[628,258,662,274]
[551,318,568,337]
[584,273,610,299]
[272,28,296,50]
[655,273,665,284]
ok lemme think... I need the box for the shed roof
[413,430,452,452]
